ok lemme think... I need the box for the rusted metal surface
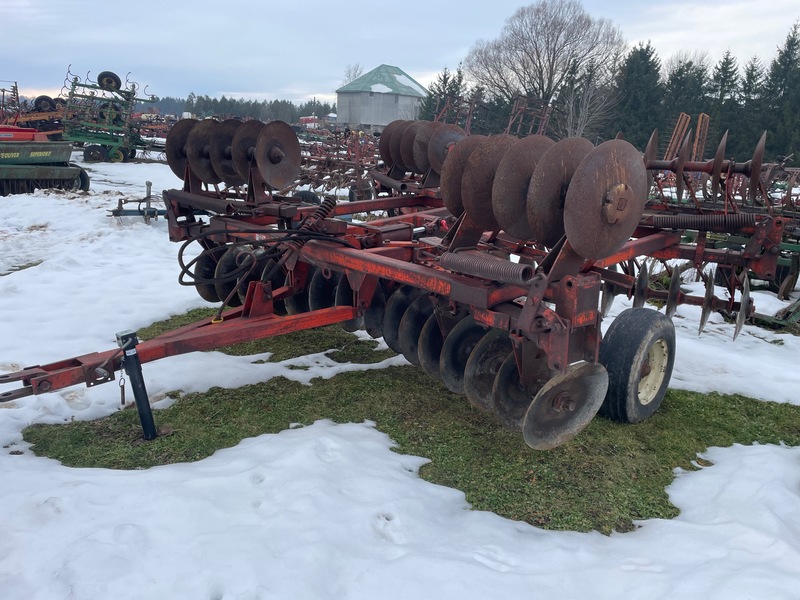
[461,135,517,231]
[564,139,648,261]
[527,136,594,248]
[4,119,793,452]
[439,135,486,217]
[492,135,554,240]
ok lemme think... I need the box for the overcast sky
[2,0,798,104]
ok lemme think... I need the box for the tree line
[420,0,799,162]
[139,94,336,126]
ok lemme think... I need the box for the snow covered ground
[1,154,799,599]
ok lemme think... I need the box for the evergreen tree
[763,22,800,160]
[418,65,467,122]
[733,56,767,156]
[606,42,663,148]
[662,56,709,139]
[709,51,740,142]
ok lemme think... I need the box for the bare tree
[464,0,625,107]
[342,63,364,86]
[662,50,710,79]
[554,68,618,139]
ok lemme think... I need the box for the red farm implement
[1,117,790,449]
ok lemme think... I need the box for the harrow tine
[665,265,682,318]
[699,269,716,335]
[633,259,649,308]
[733,276,751,341]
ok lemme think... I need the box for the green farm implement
[62,68,160,162]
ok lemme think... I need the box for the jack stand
[116,330,157,440]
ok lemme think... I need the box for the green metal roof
[336,64,428,97]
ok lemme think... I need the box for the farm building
[335,64,428,132]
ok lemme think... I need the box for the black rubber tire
[108,148,126,163]
[97,71,122,91]
[128,148,137,159]
[77,168,90,191]
[83,144,109,162]
[34,95,57,112]
[598,308,676,423]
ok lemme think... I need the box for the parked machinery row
[2,118,786,451]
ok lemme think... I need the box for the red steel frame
[0,181,782,405]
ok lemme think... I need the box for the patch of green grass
[22,312,800,535]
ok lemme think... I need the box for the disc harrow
[2,120,791,453]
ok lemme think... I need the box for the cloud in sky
[1,0,797,102]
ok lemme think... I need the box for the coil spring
[439,252,535,285]
[284,195,338,252]
[651,213,757,232]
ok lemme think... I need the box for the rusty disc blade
[522,361,609,450]
[427,123,466,174]
[398,294,434,366]
[527,137,594,248]
[564,139,648,261]
[363,280,387,339]
[378,119,404,165]
[491,352,527,431]
[492,135,555,240]
[308,268,341,311]
[165,118,198,179]
[193,245,226,303]
[439,135,486,217]
[413,121,443,174]
[255,120,301,189]
[400,121,426,174]
[462,135,518,232]
[382,285,424,353]
[464,329,512,413]
[335,273,364,333]
[418,312,445,381]
[209,119,246,187]
[186,119,223,185]
[439,315,487,395]
[644,129,658,192]
[231,120,265,182]
[389,120,414,172]
[213,246,245,308]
